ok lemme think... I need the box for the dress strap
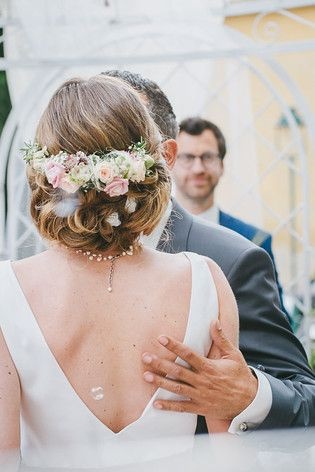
[0,260,47,364]
[0,261,21,348]
[182,252,218,357]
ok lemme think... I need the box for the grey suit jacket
[157,200,315,431]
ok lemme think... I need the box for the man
[102,70,315,432]
[173,116,288,317]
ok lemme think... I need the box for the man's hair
[179,117,226,160]
[102,70,178,140]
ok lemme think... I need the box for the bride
[0,75,238,468]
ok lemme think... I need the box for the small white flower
[106,212,121,227]
[125,197,137,213]
[33,145,48,160]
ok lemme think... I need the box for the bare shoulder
[147,247,191,269]
[145,249,193,292]
[202,255,225,279]
[201,255,239,345]
[11,252,49,280]
[12,252,45,269]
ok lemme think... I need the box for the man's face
[173,130,223,203]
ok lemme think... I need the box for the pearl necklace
[75,245,135,292]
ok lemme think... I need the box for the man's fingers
[153,399,197,414]
[157,335,208,371]
[142,353,197,385]
[143,371,196,399]
[210,320,235,356]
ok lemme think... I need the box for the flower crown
[21,139,155,197]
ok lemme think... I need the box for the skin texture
[172,130,224,215]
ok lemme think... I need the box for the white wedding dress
[0,252,218,468]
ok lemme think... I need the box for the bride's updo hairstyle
[27,75,171,252]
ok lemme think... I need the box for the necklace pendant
[75,244,138,294]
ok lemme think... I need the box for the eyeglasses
[177,151,221,169]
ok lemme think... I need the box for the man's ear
[220,159,224,176]
[162,139,177,169]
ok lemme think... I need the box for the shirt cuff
[228,368,272,434]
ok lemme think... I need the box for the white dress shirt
[198,204,220,224]
[142,202,272,433]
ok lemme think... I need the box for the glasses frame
[177,151,222,169]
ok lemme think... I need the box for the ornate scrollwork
[252,12,281,43]
[252,7,315,43]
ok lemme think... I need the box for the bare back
[11,248,193,433]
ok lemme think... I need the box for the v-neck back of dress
[0,252,218,468]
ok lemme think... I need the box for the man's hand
[142,320,258,420]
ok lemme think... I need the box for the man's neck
[175,194,214,215]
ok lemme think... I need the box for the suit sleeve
[228,245,315,428]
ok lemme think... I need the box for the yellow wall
[222,6,315,287]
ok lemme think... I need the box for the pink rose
[105,177,129,197]
[45,161,65,188]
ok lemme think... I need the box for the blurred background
[0,0,314,358]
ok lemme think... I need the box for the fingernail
[142,354,152,364]
[158,335,168,346]
[154,401,163,409]
[143,372,154,382]
[216,320,222,331]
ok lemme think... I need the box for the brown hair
[28,75,171,251]
[179,117,226,160]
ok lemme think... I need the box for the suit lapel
[156,199,193,253]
